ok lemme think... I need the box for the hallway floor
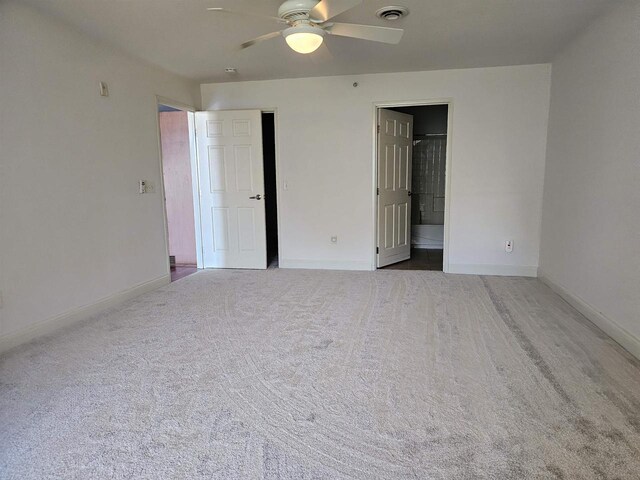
[170,265,198,282]
[381,248,443,271]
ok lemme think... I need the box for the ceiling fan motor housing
[278,0,321,22]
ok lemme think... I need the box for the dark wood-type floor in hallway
[171,266,198,282]
[381,248,443,271]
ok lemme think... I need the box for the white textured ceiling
[23,0,615,82]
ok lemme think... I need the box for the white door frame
[372,99,454,272]
[156,100,283,271]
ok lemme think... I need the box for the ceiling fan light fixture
[282,25,325,54]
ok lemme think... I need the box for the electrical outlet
[505,240,513,253]
[331,236,338,244]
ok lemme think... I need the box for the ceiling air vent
[375,6,409,21]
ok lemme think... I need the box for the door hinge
[376,247,379,254]
[377,187,379,195]
[377,124,380,134]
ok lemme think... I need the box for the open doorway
[376,104,450,271]
[157,103,199,282]
[262,112,279,268]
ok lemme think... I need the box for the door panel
[377,109,413,268]
[234,146,253,191]
[385,146,395,189]
[212,207,230,251]
[384,204,395,249]
[208,147,226,191]
[237,208,256,251]
[398,144,410,190]
[196,110,267,269]
[398,202,408,246]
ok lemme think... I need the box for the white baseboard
[0,274,170,355]
[447,263,538,277]
[278,260,537,276]
[538,270,640,361]
[279,259,373,271]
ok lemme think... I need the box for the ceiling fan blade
[240,31,282,50]
[207,7,287,24]
[308,0,362,23]
[325,22,404,44]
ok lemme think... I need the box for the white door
[377,109,413,267]
[195,110,267,269]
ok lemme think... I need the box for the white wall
[0,1,199,348]
[539,1,640,356]
[201,64,551,274]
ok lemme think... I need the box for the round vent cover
[375,6,409,21]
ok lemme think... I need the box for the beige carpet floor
[1,269,639,479]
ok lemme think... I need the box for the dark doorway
[382,104,448,271]
[262,113,279,268]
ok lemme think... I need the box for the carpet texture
[1,269,640,479]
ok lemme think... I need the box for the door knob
[408,191,412,197]
[249,194,262,200]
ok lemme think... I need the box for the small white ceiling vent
[376,6,409,21]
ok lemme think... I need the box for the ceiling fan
[208,0,404,54]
